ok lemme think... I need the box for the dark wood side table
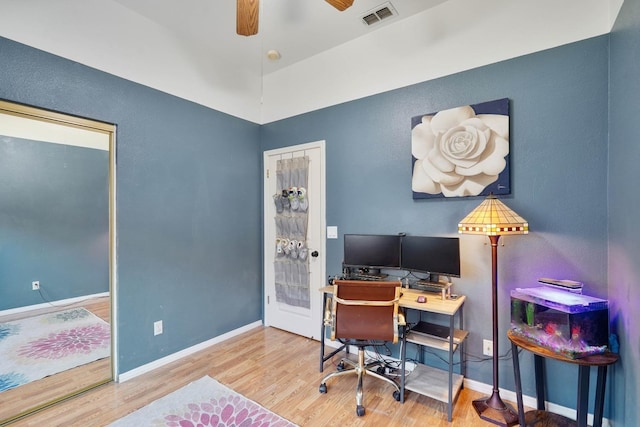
[508,330,619,427]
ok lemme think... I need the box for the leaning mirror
[0,100,114,424]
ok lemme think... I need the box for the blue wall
[0,36,262,372]
[262,36,611,412]
[0,137,109,309]
[609,0,640,425]
[2,8,638,422]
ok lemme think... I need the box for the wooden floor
[6,325,526,426]
[0,297,112,424]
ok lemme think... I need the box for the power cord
[412,344,522,367]
[34,284,96,308]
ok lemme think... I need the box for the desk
[319,285,467,421]
[508,330,619,427]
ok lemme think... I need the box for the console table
[508,330,619,427]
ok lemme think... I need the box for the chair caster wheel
[393,390,401,401]
[319,383,327,394]
[356,405,365,416]
[337,361,345,371]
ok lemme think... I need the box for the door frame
[262,140,326,335]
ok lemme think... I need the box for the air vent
[361,2,398,27]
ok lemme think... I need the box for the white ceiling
[110,0,448,75]
[0,0,624,123]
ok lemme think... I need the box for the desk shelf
[404,363,464,403]
[400,295,467,422]
[405,329,469,353]
[404,364,465,404]
[403,328,468,418]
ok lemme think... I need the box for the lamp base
[472,391,519,427]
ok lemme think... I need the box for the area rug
[0,307,110,392]
[109,376,298,427]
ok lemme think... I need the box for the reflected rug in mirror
[109,376,298,427]
[0,307,110,392]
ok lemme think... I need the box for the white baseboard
[117,320,263,383]
[0,292,109,317]
[463,378,611,427]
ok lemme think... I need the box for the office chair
[319,279,402,416]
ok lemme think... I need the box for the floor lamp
[458,193,528,427]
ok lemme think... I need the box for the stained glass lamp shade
[458,194,528,236]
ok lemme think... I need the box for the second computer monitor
[400,236,461,278]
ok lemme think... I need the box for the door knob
[311,250,319,258]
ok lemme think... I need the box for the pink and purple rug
[109,376,298,427]
[0,307,110,392]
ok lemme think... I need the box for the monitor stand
[413,274,452,300]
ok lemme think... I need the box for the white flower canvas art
[411,98,510,199]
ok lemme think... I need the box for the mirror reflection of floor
[0,296,111,423]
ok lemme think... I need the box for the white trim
[262,140,326,338]
[261,140,326,159]
[463,378,612,427]
[0,292,109,317]
[116,321,263,383]
[324,339,342,350]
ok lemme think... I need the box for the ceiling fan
[236,0,355,36]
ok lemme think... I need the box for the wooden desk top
[320,285,466,316]
[507,330,619,366]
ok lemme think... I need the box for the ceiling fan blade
[237,0,259,36]
[325,0,355,11]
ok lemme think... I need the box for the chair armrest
[333,296,400,307]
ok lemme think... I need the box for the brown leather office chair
[319,279,402,416]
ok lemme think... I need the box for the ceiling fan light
[266,50,281,61]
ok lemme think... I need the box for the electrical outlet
[483,339,493,356]
[32,281,40,291]
[153,320,163,336]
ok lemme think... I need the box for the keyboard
[350,273,388,281]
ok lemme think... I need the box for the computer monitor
[343,234,401,271]
[400,236,461,279]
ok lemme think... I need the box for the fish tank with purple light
[510,286,609,359]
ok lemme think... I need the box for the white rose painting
[411,98,510,199]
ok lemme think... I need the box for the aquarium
[510,286,609,359]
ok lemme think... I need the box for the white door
[263,141,325,339]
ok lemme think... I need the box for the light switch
[327,226,338,239]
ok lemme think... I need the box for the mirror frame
[0,99,116,424]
